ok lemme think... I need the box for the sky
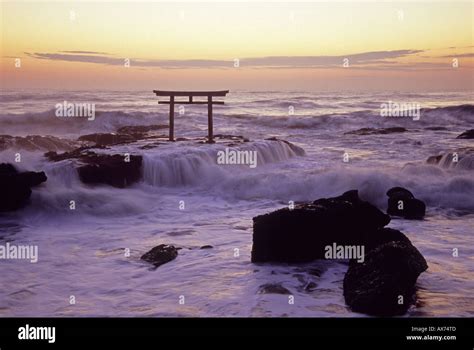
[1,0,473,91]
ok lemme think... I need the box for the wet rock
[78,133,136,146]
[387,187,425,220]
[344,127,407,136]
[78,153,142,188]
[251,190,390,263]
[141,244,179,268]
[45,149,142,188]
[343,241,428,316]
[456,129,474,139]
[424,126,447,131]
[0,135,75,152]
[361,228,411,255]
[45,148,100,162]
[425,148,474,170]
[426,154,443,165]
[116,125,167,134]
[0,163,47,212]
[258,283,291,295]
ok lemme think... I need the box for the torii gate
[153,90,229,143]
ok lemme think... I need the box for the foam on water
[0,90,473,317]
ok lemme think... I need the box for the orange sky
[1,1,473,91]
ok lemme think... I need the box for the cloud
[438,53,474,58]
[60,50,110,55]
[25,49,424,69]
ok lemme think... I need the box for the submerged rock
[344,127,407,136]
[141,244,179,268]
[251,190,390,263]
[456,129,474,139]
[0,163,47,212]
[116,125,168,135]
[258,283,291,295]
[386,187,425,220]
[343,241,428,316]
[251,189,429,316]
[78,133,136,146]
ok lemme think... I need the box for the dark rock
[200,245,213,249]
[0,163,47,212]
[387,187,414,199]
[258,283,291,295]
[362,228,411,255]
[78,133,136,146]
[265,137,306,155]
[251,190,390,263]
[456,129,474,139]
[45,148,96,162]
[343,241,428,316]
[0,135,75,152]
[78,154,142,188]
[387,187,425,220]
[141,244,178,268]
[78,125,168,147]
[424,126,447,131]
[116,125,167,134]
[45,149,142,188]
[344,127,407,136]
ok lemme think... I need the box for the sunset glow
[1,1,473,90]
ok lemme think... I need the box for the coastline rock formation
[456,129,474,139]
[45,150,142,188]
[386,187,426,220]
[251,190,390,263]
[344,127,407,136]
[251,189,428,316]
[0,163,47,212]
[343,240,428,316]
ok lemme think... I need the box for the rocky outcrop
[251,190,390,263]
[251,189,428,316]
[77,153,142,188]
[141,244,179,268]
[0,135,75,152]
[456,129,474,139]
[45,150,142,188]
[78,133,136,146]
[344,127,407,136]
[386,187,426,220]
[0,163,47,212]
[343,241,428,316]
[258,283,291,295]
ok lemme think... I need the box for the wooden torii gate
[153,90,229,143]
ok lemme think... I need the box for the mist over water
[0,90,473,316]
